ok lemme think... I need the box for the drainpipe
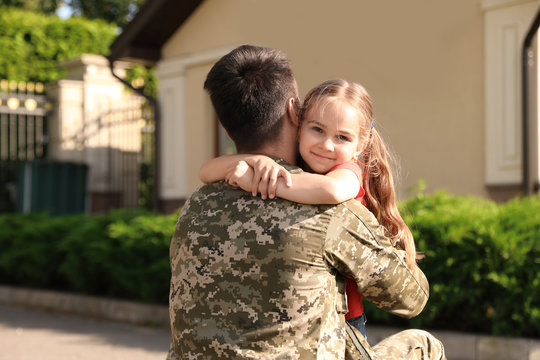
[107,57,161,212]
[522,7,540,196]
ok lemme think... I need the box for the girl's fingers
[268,167,291,199]
[258,168,270,199]
[279,168,292,187]
[248,160,291,200]
[268,167,279,199]
[226,161,250,188]
[251,167,261,196]
[225,168,238,187]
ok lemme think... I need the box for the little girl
[199,79,419,339]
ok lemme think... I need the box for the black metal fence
[0,80,49,213]
[0,80,48,161]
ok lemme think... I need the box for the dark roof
[108,0,203,65]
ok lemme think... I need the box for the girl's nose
[322,138,334,151]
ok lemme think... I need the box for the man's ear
[287,98,299,127]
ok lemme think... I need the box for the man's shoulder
[339,199,371,215]
[182,181,328,214]
[181,179,379,226]
[185,181,236,202]
[330,200,381,231]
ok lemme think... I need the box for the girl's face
[298,101,364,174]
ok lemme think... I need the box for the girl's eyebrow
[337,129,356,137]
[306,119,326,128]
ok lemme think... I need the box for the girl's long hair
[300,79,419,268]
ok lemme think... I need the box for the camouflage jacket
[168,163,429,359]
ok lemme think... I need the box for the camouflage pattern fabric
[168,161,446,359]
[371,329,446,359]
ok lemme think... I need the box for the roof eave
[108,0,204,66]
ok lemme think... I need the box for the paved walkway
[1,285,539,360]
[0,304,170,360]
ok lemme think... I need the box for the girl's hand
[245,156,292,199]
[225,156,292,199]
[225,161,254,192]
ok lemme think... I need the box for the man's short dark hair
[204,45,299,152]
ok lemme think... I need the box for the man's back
[169,179,351,359]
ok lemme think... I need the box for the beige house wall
[157,0,540,202]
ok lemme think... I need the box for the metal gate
[75,96,155,213]
[0,80,48,161]
[0,80,48,212]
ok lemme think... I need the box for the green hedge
[0,193,538,337]
[0,210,177,303]
[365,192,540,338]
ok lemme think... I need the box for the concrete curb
[0,285,168,328]
[0,285,538,360]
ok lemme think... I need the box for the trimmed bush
[364,192,540,338]
[0,213,79,288]
[0,210,177,303]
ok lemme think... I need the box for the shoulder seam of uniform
[339,202,429,297]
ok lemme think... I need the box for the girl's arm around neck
[198,154,292,188]
[201,154,361,204]
[275,169,361,204]
[198,154,257,183]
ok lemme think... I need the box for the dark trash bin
[16,161,88,215]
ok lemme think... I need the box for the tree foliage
[0,0,147,27]
[125,64,157,98]
[0,7,117,83]
[0,0,60,14]
[67,0,146,27]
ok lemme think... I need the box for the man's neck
[244,115,298,165]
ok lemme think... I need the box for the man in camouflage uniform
[168,45,446,359]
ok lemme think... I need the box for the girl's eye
[337,135,350,142]
[311,126,323,133]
